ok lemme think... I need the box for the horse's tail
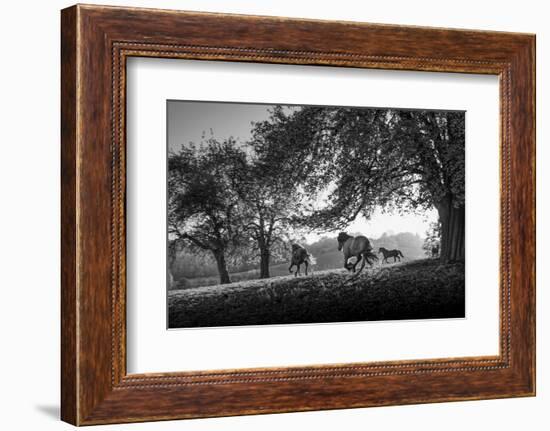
[306,253,317,265]
[398,250,404,257]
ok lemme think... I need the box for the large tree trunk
[436,196,465,263]
[213,250,231,284]
[256,230,272,279]
[259,250,270,279]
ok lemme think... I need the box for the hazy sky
[167,100,438,240]
[168,100,272,152]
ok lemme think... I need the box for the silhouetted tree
[168,139,247,284]
[396,111,464,262]
[228,109,312,278]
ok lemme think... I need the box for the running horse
[337,232,378,276]
[378,247,404,263]
[289,244,314,277]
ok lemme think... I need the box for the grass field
[168,259,465,328]
[174,260,299,289]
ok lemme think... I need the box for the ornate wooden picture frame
[61,4,535,425]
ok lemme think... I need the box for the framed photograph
[61,4,535,425]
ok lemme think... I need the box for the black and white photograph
[1,0,541,428]
[167,101,466,328]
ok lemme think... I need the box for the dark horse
[289,244,314,277]
[337,232,377,276]
[378,247,404,263]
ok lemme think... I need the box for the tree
[249,107,465,262]
[227,109,312,278]
[396,110,465,262]
[168,139,247,284]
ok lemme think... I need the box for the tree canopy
[248,107,465,261]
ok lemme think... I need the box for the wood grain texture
[60,5,78,425]
[60,4,535,425]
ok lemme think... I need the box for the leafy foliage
[249,107,465,231]
[423,221,441,256]
[169,139,244,249]
[247,106,465,261]
[228,114,315,276]
[168,139,248,282]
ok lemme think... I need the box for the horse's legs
[356,254,367,274]
[304,260,308,276]
[295,263,300,277]
[352,254,362,272]
[289,263,294,273]
[344,255,351,271]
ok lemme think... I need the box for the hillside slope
[168,259,464,328]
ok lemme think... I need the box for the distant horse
[337,232,378,276]
[289,244,314,277]
[431,244,439,258]
[378,247,404,263]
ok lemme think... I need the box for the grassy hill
[168,259,464,328]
